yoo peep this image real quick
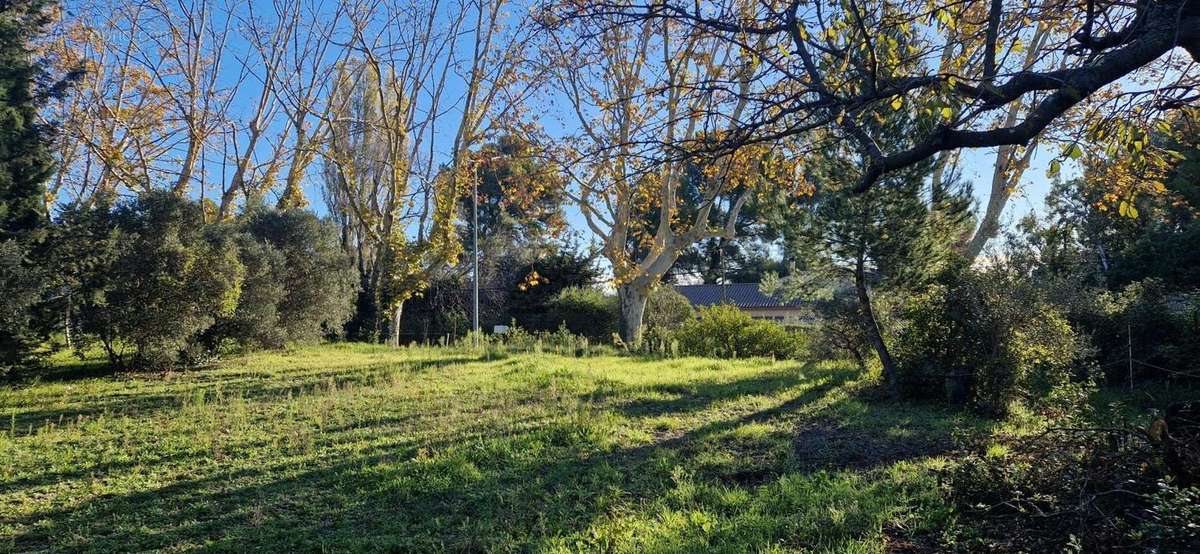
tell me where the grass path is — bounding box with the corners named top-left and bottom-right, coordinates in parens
top-left (1, 345), bottom-right (990, 553)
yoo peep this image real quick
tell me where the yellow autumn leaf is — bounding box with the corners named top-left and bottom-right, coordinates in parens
top-left (890, 96), bottom-right (903, 111)
top-left (941, 107), bottom-right (953, 120)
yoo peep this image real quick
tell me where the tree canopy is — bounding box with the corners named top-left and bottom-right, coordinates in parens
top-left (554, 0), bottom-right (1199, 197)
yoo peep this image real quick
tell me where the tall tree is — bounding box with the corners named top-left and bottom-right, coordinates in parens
top-left (45, 0), bottom-right (350, 213)
top-left (321, 0), bottom-right (542, 346)
top-left (663, 175), bottom-right (784, 285)
top-left (458, 134), bottom-right (566, 246)
top-left (762, 96), bottom-right (972, 395)
top-left (773, 162), bottom-right (971, 395)
top-left (1, 0), bottom-right (74, 375)
top-left (0, 0), bottom-right (58, 238)
top-left (540, 9), bottom-right (808, 344)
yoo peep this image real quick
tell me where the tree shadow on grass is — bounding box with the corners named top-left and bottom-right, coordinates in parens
top-left (6, 359), bottom-right (965, 553)
top-left (1, 356), bottom-right (478, 437)
top-left (600, 362), bottom-right (857, 419)
top-left (791, 420), bottom-right (958, 471)
top-left (5, 370), bottom-right (861, 552)
top-left (6, 356), bottom-right (114, 385)
top-left (789, 385), bottom-right (1000, 472)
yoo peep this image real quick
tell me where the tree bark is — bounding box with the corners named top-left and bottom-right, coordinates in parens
top-left (961, 185), bottom-right (1010, 260)
top-left (854, 257), bottom-right (900, 397)
top-left (388, 300), bottom-right (404, 348)
top-left (172, 137), bottom-right (201, 195)
top-left (617, 282), bottom-right (649, 347)
top-left (218, 126), bottom-right (264, 220)
top-left (847, 344), bottom-right (865, 370)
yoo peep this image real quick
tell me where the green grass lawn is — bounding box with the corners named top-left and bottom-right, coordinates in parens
top-left (1, 345), bottom-right (996, 553)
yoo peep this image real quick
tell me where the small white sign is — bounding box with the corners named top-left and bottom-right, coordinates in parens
top-left (493, 325), bottom-right (509, 334)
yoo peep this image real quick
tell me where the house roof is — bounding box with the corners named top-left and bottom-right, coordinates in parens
top-left (673, 283), bottom-right (807, 309)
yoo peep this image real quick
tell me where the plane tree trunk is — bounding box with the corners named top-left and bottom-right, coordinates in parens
top-left (388, 300), bottom-right (404, 348)
top-left (617, 282), bottom-right (649, 347)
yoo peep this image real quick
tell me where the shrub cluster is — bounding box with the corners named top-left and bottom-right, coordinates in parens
top-left (673, 304), bottom-right (805, 359)
top-left (48, 192), bottom-right (356, 370)
top-left (1061, 279), bottom-right (1200, 385)
top-left (0, 239), bottom-right (47, 376)
top-left (894, 265), bottom-right (1091, 417)
top-left (945, 416), bottom-right (1200, 551)
top-left (522, 286), bottom-right (806, 360)
top-left (641, 286), bottom-right (695, 354)
top-left (544, 286), bottom-right (619, 341)
top-left (807, 288), bottom-right (870, 368)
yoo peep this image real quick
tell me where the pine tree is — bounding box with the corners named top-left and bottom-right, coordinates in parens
top-left (0, 0), bottom-right (57, 240)
top-left (0, 0), bottom-right (63, 376)
top-left (765, 118), bottom-right (973, 397)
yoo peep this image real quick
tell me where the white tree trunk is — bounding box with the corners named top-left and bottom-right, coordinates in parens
top-left (388, 301), bottom-right (404, 348)
top-left (617, 283), bottom-right (649, 347)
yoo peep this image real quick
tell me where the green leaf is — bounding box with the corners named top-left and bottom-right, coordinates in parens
top-left (936, 9), bottom-right (955, 28)
top-left (1047, 160), bottom-right (1061, 178)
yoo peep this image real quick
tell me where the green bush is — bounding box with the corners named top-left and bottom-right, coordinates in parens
top-left (809, 288), bottom-right (870, 367)
top-left (1133, 482), bottom-right (1200, 550)
top-left (198, 232), bottom-right (288, 352)
top-left (504, 249), bottom-right (602, 331)
top-left (641, 286), bottom-right (694, 353)
top-left (894, 266), bottom-right (1089, 417)
top-left (244, 209), bottom-right (357, 342)
top-left (43, 195), bottom-right (357, 370)
top-left (545, 286), bottom-right (618, 341)
top-left (68, 192), bottom-right (245, 369)
top-left (1068, 279), bottom-right (1200, 386)
top-left (945, 426), bottom-right (1200, 552)
top-left (673, 304), bottom-right (804, 359)
top-left (0, 239), bottom-right (46, 377)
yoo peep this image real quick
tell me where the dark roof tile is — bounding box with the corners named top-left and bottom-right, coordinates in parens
top-left (673, 283), bottom-right (807, 309)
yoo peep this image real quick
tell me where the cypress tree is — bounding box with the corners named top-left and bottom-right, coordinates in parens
top-left (0, 0), bottom-right (63, 376)
top-left (0, 0), bottom-right (56, 240)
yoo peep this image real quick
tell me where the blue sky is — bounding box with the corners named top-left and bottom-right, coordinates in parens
top-left (61, 0), bottom-right (1078, 269)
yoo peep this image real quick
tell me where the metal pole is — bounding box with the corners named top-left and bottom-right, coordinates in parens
top-left (473, 162), bottom-right (481, 343)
